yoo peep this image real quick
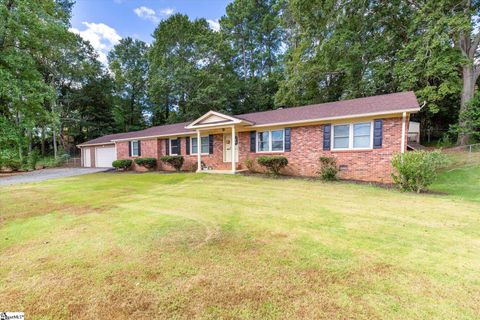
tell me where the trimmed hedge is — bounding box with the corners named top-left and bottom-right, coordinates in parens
top-left (257, 155), bottom-right (288, 176)
top-left (317, 156), bottom-right (338, 181)
top-left (160, 155), bottom-right (184, 171)
top-left (391, 150), bottom-right (448, 193)
top-left (134, 157), bottom-right (157, 169)
top-left (112, 159), bottom-right (132, 170)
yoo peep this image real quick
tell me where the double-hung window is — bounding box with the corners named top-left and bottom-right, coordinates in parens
top-left (191, 136), bottom-right (209, 154)
top-left (332, 122), bottom-right (372, 150)
top-left (169, 138), bottom-right (179, 155)
top-left (257, 129), bottom-right (284, 152)
top-left (131, 140), bottom-right (139, 156)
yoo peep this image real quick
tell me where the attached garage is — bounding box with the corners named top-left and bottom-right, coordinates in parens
top-left (79, 144), bottom-right (116, 168)
top-left (95, 146), bottom-right (116, 167)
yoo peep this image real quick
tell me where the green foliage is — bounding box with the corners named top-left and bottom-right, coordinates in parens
top-left (391, 150), bottom-right (448, 193)
top-left (317, 156), bottom-right (338, 181)
top-left (134, 157), bottom-right (157, 169)
top-left (149, 14), bottom-right (240, 124)
top-left (244, 157), bottom-right (255, 172)
top-left (160, 155), bottom-right (185, 171)
top-left (257, 155), bottom-right (288, 176)
top-left (112, 159), bottom-right (133, 170)
top-left (108, 37), bottom-right (149, 132)
top-left (450, 92), bottom-right (480, 143)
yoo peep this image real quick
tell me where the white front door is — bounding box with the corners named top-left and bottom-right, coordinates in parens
top-left (223, 134), bottom-right (239, 162)
top-left (95, 146), bottom-right (116, 167)
top-left (84, 148), bottom-right (91, 167)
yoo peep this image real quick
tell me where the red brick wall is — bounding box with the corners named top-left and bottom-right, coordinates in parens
top-left (115, 116), bottom-right (407, 182)
top-left (158, 136), bottom-right (229, 171)
top-left (116, 139), bottom-right (160, 171)
top-left (238, 117), bottom-right (406, 183)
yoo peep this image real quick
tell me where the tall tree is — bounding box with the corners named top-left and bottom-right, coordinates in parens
top-left (398, 0), bottom-right (480, 145)
top-left (108, 37), bottom-right (149, 132)
top-left (220, 0), bottom-right (286, 113)
top-left (149, 14), bottom-right (238, 123)
top-left (277, 0), bottom-right (416, 106)
top-left (0, 0), bottom-right (75, 162)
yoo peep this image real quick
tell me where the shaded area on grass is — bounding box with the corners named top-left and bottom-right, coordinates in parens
top-left (1, 173), bottom-right (480, 319)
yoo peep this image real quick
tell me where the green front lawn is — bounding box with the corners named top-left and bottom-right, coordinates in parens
top-left (1, 171), bottom-right (479, 319)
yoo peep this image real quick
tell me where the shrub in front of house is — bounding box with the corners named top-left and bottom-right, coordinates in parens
top-left (112, 159), bottom-right (132, 171)
top-left (134, 157), bottom-right (157, 169)
top-left (391, 150), bottom-right (448, 193)
top-left (317, 156), bottom-right (338, 181)
top-left (257, 155), bottom-right (288, 176)
top-left (160, 155), bottom-right (184, 172)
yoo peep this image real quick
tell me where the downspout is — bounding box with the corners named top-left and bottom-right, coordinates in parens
top-left (401, 112), bottom-right (407, 153)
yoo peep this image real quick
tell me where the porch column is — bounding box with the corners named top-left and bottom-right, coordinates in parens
top-left (231, 125), bottom-right (236, 173)
top-left (196, 130), bottom-right (202, 172)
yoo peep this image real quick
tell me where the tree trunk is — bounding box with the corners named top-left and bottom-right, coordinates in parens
top-left (41, 127), bottom-right (45, 155)
top-left (53, 128), bottom-right (57, 159)
top-left (457, 65), bottom-right (477, 145)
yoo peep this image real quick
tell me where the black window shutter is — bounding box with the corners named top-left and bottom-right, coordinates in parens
top-left (165, 139), bottom-right (169, 155)
top-left (177, 138), bottom-right (182, 155)
top-left (209, 135), bottom-right (214, 154)
top-left (138, 141), bottom-right (141, 156)
top-left (323, 124), bottom-right (331, 150)
top-left (284, 128), bottom-right (291, 152)
top-left (250, 131), bottom-right (256, 152)
top-left (373, 119), bottom-right (383, 149)
top-left (128, 141), bottom-right (132, 156)
top-left (186, 137), bottom-right (190, 155)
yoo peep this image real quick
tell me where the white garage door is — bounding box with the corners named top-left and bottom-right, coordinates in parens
top-left (95, 146), bottom-right (116, 168)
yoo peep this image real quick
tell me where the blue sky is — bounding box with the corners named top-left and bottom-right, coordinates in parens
top-left (71, 0), bottom-right (231, 64)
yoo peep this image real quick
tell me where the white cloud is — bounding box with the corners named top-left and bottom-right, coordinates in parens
top-left (133, 6), bottom-right (175, 24)
top-left (69, 22), bottom-right (121, 65)
top-left (134, 6), bottom-right (159, 23)
top-left (207, 19), bottom-right (220, 32)
top-left (159, 7), bottom-right (175, 16)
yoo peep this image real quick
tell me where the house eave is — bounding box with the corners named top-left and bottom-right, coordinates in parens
top-left (247, 108), bottom-right (420, 129)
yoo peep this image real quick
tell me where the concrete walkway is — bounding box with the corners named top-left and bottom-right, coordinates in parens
top-left (0, 168), bottom-right (109, 187)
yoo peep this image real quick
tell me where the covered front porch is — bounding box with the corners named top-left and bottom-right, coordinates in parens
top-left (186, 111), bottom-right (253, 174)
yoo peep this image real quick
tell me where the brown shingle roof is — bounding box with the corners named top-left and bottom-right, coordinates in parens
top-left (79, 91), bottom-right (418, 146)
top-left (236, 91), bottom-right (419, 125)
top-left (77, 122), bottom-right (192, 146)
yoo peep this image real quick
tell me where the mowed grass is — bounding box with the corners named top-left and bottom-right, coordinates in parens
top-left (1, 171), bottom-right (480, 319)
top-left (431, 152), bottom-right (480, 202)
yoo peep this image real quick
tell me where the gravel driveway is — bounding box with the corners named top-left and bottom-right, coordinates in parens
top-left (0, 168), bottom-right (109, 187)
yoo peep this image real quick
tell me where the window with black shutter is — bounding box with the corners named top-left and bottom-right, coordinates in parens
top-left (249, 131), bottom-right (256, 152)
top-left (373, 119), bottom-right (383, 149)
top-left (284, 128), bottom-right (291, 152)
top-left (208, 135), bottom-right (214, 154)
top-left (323, 124), bottom-right (331, 150)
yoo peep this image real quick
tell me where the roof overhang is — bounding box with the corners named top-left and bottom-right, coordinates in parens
top-left (185, 110), bottom-right (253, 130)
top-left (111, 131), bottom-right (194, 142)
top-left (77, 142), bottom-right (115, 148)
top-left (248, 108), bottom-right (420, 128)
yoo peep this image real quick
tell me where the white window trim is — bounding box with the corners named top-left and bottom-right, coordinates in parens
top-left (169, 138), bottom-right (179, 155)
top-left (130, 140), bottom-right (140, 157)
top-left (331, 121), bottom-right (374, 151)
top-left (256, 129), bottom-right (285, 153)
top-left (190, 136), bottom-right (210, 155)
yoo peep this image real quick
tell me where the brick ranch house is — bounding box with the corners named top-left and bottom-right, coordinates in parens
top-left (77, 91), bottom-right (420, 183)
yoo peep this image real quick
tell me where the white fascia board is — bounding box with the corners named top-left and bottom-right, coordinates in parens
top-left (247, 108), bottom-right (420, 129)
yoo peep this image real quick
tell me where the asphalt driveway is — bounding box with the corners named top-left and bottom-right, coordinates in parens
top-left (0, 168), bottom-right (109, 187)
